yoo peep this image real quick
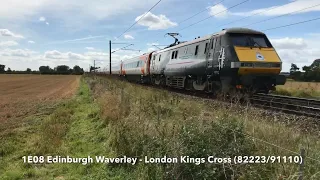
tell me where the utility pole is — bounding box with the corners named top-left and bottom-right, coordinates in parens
top-left (108, 41), bottom-right (138, 75)
top-left (109, 40), bottom-right (111, 75)
top-left (93, 60), bottom-right (96, 73)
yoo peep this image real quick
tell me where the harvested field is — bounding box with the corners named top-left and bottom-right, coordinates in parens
top-left (0, 75), bottom-right (80, 123)
top-left (275, 81), bottom-right (320, 99)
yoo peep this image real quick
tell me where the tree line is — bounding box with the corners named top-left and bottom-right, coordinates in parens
top-left (290, 59), bottom-right (320, 82)
top-left (0, 64), bottom-right (84, 75)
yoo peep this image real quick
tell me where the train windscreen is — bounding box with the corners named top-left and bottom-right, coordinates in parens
top-left (230, 33), bottom-right (273, 48)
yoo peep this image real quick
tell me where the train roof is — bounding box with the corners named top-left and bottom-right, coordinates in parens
top-left (121, 52), bottom-right (154, 63)
top-left (221, 28), bottom-right (265, 35)
top-left (154, 28), bottom-right (265, 54)
top-left (155, 35), bottom-right (211, 54)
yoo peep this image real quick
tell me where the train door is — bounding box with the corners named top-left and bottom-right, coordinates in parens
top-left (151, 54), bottom-right (156, 72)
top-left (206, 36), bottom-right (217, 74)
top-left (213, 37), bottom-right (222, 71)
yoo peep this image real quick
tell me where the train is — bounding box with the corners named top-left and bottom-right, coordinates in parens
top-left (112, 28), bottom-right (286, 94)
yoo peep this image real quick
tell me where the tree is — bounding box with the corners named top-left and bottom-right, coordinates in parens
top-left (73, 65), bottom-right (84, 75)
top-left (56, 65), bottom-right (70, 74)
top-left (302, 59), bottom-right (320, 82)
top-left (290, 63), bottom-right (299, 73)
top-left (26, 68), bottom-right (31, 73)
top-left (90, 66), bottom-right (100, 72)
top-left (0, 64), bottom-right (5, 73)
top-left (39, 66), bottom-right (51, 74)
top-left (7, 67), bottom-right (12, 73)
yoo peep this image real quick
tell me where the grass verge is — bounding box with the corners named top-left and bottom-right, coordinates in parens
top-left (1, 76), bottom-right (319, 179)
top-left (87, 76), bottom-right (320, 180)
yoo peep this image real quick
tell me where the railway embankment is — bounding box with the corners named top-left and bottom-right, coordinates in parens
top-left (1, 75), bottom-right (319, 179)
top-left (85, 75), bottom-right (320, 179)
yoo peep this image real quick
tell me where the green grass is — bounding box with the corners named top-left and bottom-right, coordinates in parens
top-left (87, 76), bottom-right (320, 180)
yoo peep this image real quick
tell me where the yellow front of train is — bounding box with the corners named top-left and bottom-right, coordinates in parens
top-left (229, 31), bottom-right (286, 92)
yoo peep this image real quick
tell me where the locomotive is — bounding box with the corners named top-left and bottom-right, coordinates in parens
top-left (117, 28), bottom-right (286, 93)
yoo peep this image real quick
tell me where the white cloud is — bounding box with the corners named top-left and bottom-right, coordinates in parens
top-left (44, 50), bottom-right (89, 61)
top-left (84, 52), bottom-right (108, 56)
top-left (0, 48), bottom-right (36, 57)
top-left (0, 41), bottom-right (19, 47)
top-left (0, 46), bottom-right (141, 71)
top-left (209, 4), bottom-right (228, 18)
top-left (85, 47), bottom-right (95, 50)
top-left (0, 0), bottom-right (162, 25)
top-left (0, 29), bottom-right (24, 38)
top-left (46, 35), bottom-right (106, 45)
top-left (67, 52), bottom-right (88, 60)
top-left (124, 34), bottom-right (134, 40)
top-left (46, 22), bottom-right (49, 25)
top-left (271, 37), bottom-right (307, 50)
top-left (39, 16), bottom-right (46, 21)
top-left (135, 12), bottom-right (177, 30)
top-left (28, 41), bottom-right (35, 44)
top-left (269, 37), bottom-right (320, 71)
top-left (148, 47), bottom-right (156, 52)
top-left (233, 0), bottom-right (320, 16)
top-left (44, 50), bottom-right (64, 59)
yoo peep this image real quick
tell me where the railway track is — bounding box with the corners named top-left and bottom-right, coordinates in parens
top-left (250, 93), bottom-right (320, 118)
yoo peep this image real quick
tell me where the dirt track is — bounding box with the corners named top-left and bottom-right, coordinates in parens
top-left (0, 75), bottom-right (80, 122)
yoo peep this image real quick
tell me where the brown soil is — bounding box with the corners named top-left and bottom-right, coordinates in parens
top-left (0, 75), bottom-right (80, 123)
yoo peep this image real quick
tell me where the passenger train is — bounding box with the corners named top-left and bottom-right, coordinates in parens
top-left (115, 28), bottom-right (286, 93)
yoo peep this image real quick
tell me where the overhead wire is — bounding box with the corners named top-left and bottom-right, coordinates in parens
top-left (152, 0), bottom-right (225, 43)
top-left (262, 16), bottom-right (320, 31)
top-left (177, 0), bottom-right (250, 32)
top-left (214, 0), bottom-right (298, 29)
top-left (178, 0), bottom-right (225, 24)
top-left (243, 3), bottom-right (320, 28)
top-left (116, 0), bottom-right (163, 40)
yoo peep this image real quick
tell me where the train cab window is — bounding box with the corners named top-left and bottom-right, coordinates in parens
top-left (230, 33), bottom-right (272, 48)
top-left (195, 45), bottom-right (199, 56)
top-left (204, 43), bottom-right (208, 53)
top-left (175, 50), bottom-right (178, 59)
top-left (171, 51), bottom-right (175, 59)
top-left (159, 55), bottom-right (161, 61)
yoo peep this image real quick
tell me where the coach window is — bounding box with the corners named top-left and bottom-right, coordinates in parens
top-left (171, 51), bottom-right (175, 59)
top-left (175, 50), bottom-right (178, 59)
top-left (159, 55), bottom-right (161, 61)
top-left (195, 45), bottom-right (199, 56)
top-left (211, 38), bottom-right (217, 49)
top-left (204, 43), bottom-right (208, 53)
top-left (137, 61), bottom-right (140, 67)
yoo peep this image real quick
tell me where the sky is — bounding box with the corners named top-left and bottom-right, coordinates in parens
top-left (0, 0), bottom-right (320, 72)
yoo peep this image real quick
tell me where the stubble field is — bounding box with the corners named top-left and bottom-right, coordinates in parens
top-left (0, 75), bottom-right (80, 123)
top-left (275, 80), bottom-right (320, 99)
